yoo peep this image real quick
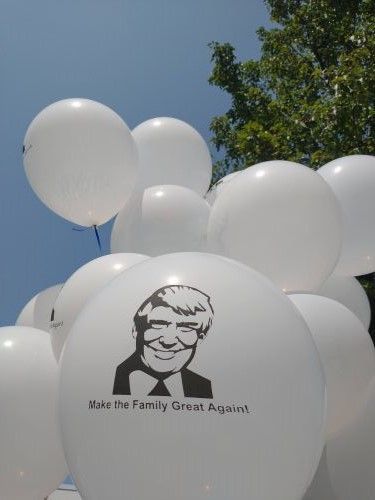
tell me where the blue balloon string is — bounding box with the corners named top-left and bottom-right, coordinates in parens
top-left (72, 225), bottom-right (102, 254)
top-left (93, 225), bottom-right (102, 253)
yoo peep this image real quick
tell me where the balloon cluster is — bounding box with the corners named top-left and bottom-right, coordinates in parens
top-left (1, 98), bottom-right (375, 500)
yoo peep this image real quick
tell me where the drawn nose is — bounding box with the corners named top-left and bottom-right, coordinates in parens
top-left (159, 324), bottom-right (179, 345)
top-left (159, 339), bottom-right (178, 349)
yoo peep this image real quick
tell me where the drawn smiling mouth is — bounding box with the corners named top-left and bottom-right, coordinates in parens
top-left (147, 345), bottom-right (185, 360)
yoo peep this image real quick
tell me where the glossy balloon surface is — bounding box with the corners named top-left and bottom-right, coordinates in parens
top-left (51, 253), bottom-right (148, 359)
top-left (133, 117), bottom-right (212, 196)
top-left (23, 98), bottom-right (138, 226)
top-left (208, 161), bottom-right (342, 292)
top-left (16, 283), bottom-right (63, 332)
top-left (318, 155), bottom-right (375, 276)
top-left (0, 327), bottom-right (67, 500)
top-left (305, 379), bottom-right (375, 500)
top-left (111, 185), bottom-right (210, 256)
top-left (205, 171), bottom-right (238, 205)
top-left (290, 294), bottom-right (375, 438)
top-left (316, 275), bottom-right (370, 330)
top-left (60, 253), bottom-right (326, 500)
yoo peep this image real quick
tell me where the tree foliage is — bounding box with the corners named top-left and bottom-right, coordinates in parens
top-left (209, 0), bottom-right (375, 180)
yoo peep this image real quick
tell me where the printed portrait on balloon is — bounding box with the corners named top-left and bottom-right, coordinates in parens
top-left (113, 285), bottom-right (214, 398)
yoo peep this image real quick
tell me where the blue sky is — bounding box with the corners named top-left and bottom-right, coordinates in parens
top-left (0, 0), bottom-right (270, 325)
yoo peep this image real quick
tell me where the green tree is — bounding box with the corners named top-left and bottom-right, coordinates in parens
top-left (209, 0), bottom-right (375, 181)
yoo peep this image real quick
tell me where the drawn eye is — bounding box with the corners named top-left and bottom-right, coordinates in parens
top-left (149, 322), bottom-right (166, 330)
top-left (179, 327), bottom-right (196, 333)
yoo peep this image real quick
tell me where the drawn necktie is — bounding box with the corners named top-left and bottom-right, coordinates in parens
top-left (148, 379), bottom-right (171, 396)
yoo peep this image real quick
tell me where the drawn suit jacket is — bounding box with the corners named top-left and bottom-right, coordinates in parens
top-left (113, 352), bottom-right (213, 399)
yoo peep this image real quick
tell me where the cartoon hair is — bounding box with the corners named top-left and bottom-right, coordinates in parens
top-left (133, 285), bottom-right (214, 339)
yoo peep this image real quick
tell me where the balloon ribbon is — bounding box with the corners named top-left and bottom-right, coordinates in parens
top-left (93, 225), bottom-right (102, 253)
top-left (72, 225), bottom-right (102, 254)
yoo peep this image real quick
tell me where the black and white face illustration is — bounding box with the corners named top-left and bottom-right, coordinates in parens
top-left (113, 285), bottom-right (214, 398)
top-left (133, 286), bottom-right (214, 375)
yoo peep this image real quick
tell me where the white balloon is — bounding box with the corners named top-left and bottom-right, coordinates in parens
top-left (289, 294), bottom-right (375, 438)
top-left (111, 185), bottom-right (210, 256)
top-left (304, 448), bottom-right (337, 500)
top-left (318, 155), bottom-right (375, 276)
top-left (50, 492), bottom-right (81, 499)
top-left (305, 379), bottom-right (375, 500)
top-left (316, 275), bottom-right (371, 330)
top-left (132, 117), bottom-right (212, 196)
top-left (59, 253), bottom-right (326, 500)
top-left (205, 171), bottom-right (239, 205)
top-left (50, 253), bottom-right (149, 359)
top-left (16, 284), bottom-right (63, 332)
top-left (207, 161), bottom-right (342, 292)
top-left (0, 327), bottom-right (68, 500)
top-left (23, 98), bottom-right (138, 226)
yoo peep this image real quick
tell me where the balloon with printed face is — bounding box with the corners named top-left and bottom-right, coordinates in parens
top-left (16, 283), bottom-right (63, 332)
top-left (23, 98), bottom-right (138, 226)
top-left (132, 117), bottom-right (212, 196)
top-left (110, 185), bottom-right (210, 256)
top-left (59, 252), bottom-right (326, 500)
top-left (205, 171), bottom-right (239, 205)
top-left (318, 155), bottom-right (375, 276)
top-left (315, 274), bottom-right (371, 330)
top-left (0, 327), bottom-right (68, 500)
top-left (51, 253), bottom-right (148, 360)
top-left (289, 294), bottom-right (375, 438)
top-left (207, 161), bottom-right (342, 292)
